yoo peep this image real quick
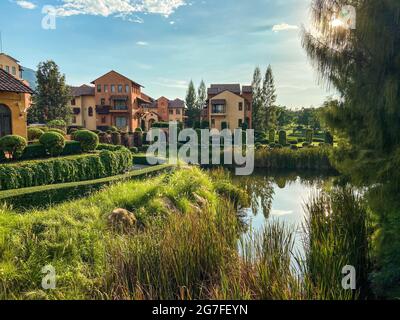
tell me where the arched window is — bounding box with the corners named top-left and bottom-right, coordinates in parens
top-left (88, 107), bottom-right (94, 117)
top-left (0, 104), bottom-right (12, 137)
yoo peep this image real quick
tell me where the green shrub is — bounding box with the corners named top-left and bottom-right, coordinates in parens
top-left (48, 128), bottom-right (66, 136)
top-left (135, 128), bottom-right (143, 133)
top-left (20, 143), bottom-right (46, 160)
top-left (47, 119), bottom-right (66, 130)
top-left (152, 122), bottom-right (169, 129)
top-left (62, 141), bottom-right (82, 156)
top-left (306, 129), bottom-right (314, 144)
top-left (279, 130), bottom-right (287, 146)
top-left (111, 132), bottom-right (121, 145)
top-left (39, 132), bottom-right (66, 157)
top-left (325, 131), bottom-right (334, 145)
top-left (130, 147), bottom-right (139, 154)
top-left (97, 144), bottom-right (125, 152)
top-left (269, 129), bottom-right (275, 143)
top-left (74, 130), bottom-right (99, 152)
top-left (0, 135), bottom-right (27, 160)
top-left (0, 148), bottom-right (133, 191)
top-left (28, 128), bottom-right (44, 141)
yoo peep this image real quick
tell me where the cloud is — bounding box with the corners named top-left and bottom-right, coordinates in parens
top-left (271, 210), bottom-right (293, 217)
top-left (136, 41), bottom-right (149, 46)
top-left (53, 0), bottom-right (186, 20)
top-left (15, 0), bottom-right (36, 9)
top-left (272, 23), bottom-right (299, 32)
top-left (152, 77), bottom-right (188, 89)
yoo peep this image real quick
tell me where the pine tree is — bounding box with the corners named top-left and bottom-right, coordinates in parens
top-left (251, 67), bottom-right (264, 131)
top-left (185, 80), bottom-right (197, 127)
top-left (262, 65), bottom-right (277, 129)
top-left (196, 80), bottom-right (207, 124)
top-left (28, 60), bottom-right (71, 124)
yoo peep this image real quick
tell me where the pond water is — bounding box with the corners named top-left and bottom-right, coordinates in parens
top-left (232, 170), bottom-right (336, 256)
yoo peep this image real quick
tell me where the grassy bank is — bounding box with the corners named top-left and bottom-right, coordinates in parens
top-left (0, 166), bottom-right (369, 300)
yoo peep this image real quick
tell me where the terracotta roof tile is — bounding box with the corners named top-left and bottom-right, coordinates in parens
top-left (0, 68), bottom-right (34, 94)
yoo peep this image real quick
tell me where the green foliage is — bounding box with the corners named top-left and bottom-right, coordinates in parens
top-left (74, 130), bottom-right (99, 152)
top-left (268, 129), bottom-right (275, 143)
top-left (324, 131), bottom-right (334, 145)
top-left (47, 119), bottom-right (67, 130)
top-left (28, 60), bottom-right (71, 124)
top-left (130, 147), bottom-right (139, 154)
top-left (278, 130), bottom-right (287, 146)
top-left (62, 141), bottom-right (82, 156)
top-left (255, 147), bottom-right (333, 170)
top-left (39, 132), bottom-right (66, 157)
top-left (306, 129), bottom-right (313, 144)
top-left (135, 128), bottom-right (143, 133)
top-left (0, 135), bottom-right (27, 160)
top-left (185, 80), bottom-right (199, 127)
top-left (27, 128), bottom-right (44, 141)
top-left (0, 148), bottom-right (133, 191)
top-left (111, 132), bottom-right (121, 145)
top-left (151, 122), bottom-right (169, 129)
top-left (48, 128), bottom-right (66, 136)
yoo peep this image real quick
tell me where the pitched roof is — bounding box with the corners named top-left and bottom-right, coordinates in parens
top-left (70, 84), bottom-right (95, 97)
top-left (242, 85), bottom-right (252, 93)
top-left (0, 53), bottom-right (20, 64)
top-left (208, 84), bottom-right (241, 95)
top-left (168, 98), bottom-right (185, 109)
top-left (90, 70), bottom-right (144, 88)
top-left (0, 68), bottom-right (34, 94)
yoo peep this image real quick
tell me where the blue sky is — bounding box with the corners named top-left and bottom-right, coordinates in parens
top-left (0, 0), bottom-right (333, 108)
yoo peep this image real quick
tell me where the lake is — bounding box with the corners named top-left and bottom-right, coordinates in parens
top-left (232, 170), bottom-right (336, 257)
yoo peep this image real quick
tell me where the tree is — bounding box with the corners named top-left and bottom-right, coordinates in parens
top-left (196, 80), bottom-right (207, 123)
top-left (185, 80), bottom-right (197, 127)
top-left (262, 65), bottom-right (277, 129)
top-left (251, 67), bottom-right (264, 131)
top-left (28, 60), bottom-right (71, 124)
top-left (303, 0), bottom-right (400, 297)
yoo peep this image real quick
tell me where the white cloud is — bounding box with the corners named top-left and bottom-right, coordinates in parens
top-left (53, 0), bottom-right (186, 20)
top-left (15, 0), bottom-right (36, 9)
top-left (271, 210), bottom-right (293, 216)
top-left (152, 77), bottom-right (188, 89)
top-left (272, 23), bottom-right (299, 32)
top-left (136, 41), bottom-right (149, 46)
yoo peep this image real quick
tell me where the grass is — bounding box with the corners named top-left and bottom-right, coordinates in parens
top-left (0, 167), bottom-right (370, 300)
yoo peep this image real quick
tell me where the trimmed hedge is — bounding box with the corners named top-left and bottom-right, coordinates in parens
top-left (0, 135), bottom-right (27, 160)
top-left (28, 128), bottom-right (44, 141)
top-left (0, 147), bottom-right (133, 191)
top-left (39, 132), bottom-right (65, 156)
top-left (74, 130), bottom-right (99, 152)
top-left (0, 164), bottom-right (174, 210)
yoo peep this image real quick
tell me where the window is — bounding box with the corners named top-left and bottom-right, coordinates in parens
top-left (101, 116), bottom-right (106, 124)
top-left (176, 109), bottom-right (181, 115)
top-left (212, 104), bottom-right (226, 114)
top-left (104, 85), bottom-right (108, 93)
top-left (88, 107), bottom-right (94, 117)
top-left (97, 84), bottom-right (101, 93)
top-left (125, 85), bottom-right (129, 93)
top-left (5, 66), bottom-right (9, 73)
top-left (19, 70), bottom-right (23, 79)
top-left (238, 119), bottom-right (243, 128)
top-left (169, 109), bottom-right (174, 115)
top-left (11, 66), bottom-right (16, 76)
top-left (101, 98), bottom-right (106, 105)
top-left (118, 85), bottom-right (123, 93)
top-left (115, 116), bottom-right (127, 128)
top-left (71, 99), bottom-right (76, 106)
top-left (211, 119), bottom-right (215, 127)
top-left (239, 102), bottom-right (243, 111)
top-left (115, 100), bottom-right (127, 110)
top-left (111, 85), bottom-right (115, 93)
top-left (72, 116), bottom-right (76, 124)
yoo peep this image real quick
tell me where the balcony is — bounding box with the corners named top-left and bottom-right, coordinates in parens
top-left (110, 106), bottom-right (129, 113)
top-left (210, 99), bottom-right (226, 115)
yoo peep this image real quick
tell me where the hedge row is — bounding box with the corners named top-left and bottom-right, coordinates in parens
top-left (0, 147), bottom-right (133, 191)
top-left (0, 164), bottom-right (174, 210)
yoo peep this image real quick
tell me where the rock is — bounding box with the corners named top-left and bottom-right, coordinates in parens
top-left (108, 208), bottom-right (138, 233)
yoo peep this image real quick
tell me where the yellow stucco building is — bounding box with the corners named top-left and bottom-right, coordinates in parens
top-left (0, 68), bottom-right (33, 139)
top-left (69, 85), bottom-right (97, 130)
top-left (0, 53), bottom-right (23, 80)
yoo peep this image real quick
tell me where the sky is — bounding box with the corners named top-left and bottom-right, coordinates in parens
top-left (0, 0), bottom-right (333, 108)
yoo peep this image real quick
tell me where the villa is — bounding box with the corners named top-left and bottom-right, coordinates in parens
top-left (70, 70), bottom-right (186, 132)
top-left (0, 53), bottom-right (24, 80)
top-left (203, 84), bottom-right (253, 131)
top-left (0, 68), bottom-right (33, 138)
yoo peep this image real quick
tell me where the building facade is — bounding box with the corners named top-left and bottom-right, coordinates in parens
top-left (69, 85), bottom-right (96, 130)
top-left (203, 84), bottom-right (252, 131)
top-left (0, 68), bottom-right (33, 138)
top-left (0, 53), bottom-right (23, 80)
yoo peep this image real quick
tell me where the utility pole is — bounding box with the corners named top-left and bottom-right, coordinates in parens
top-left (0, 31), bottom-right (3, 53)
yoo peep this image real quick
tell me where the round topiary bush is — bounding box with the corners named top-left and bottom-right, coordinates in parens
top-left (0, 135), bottom-right (27, 160)
top-left (48, 128), bottom-right (66, 136)
top-left (135, 128), bottom-right (143, 133)
top-left (39, 132), bottom-right (66, 156)
top-left (111, 132), bottom-right (121, 145)
top-left (28, 128), bottom-right (45, 141)
top-left (73, 130), bottom-right (99, 152)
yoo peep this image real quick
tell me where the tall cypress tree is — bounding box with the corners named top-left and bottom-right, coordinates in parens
top-left (28, 60), bottom-right (71, 124)
top-left (251, 67), bottom-right (264, 131)
top-left (196, 80), bottom-right (207, 124)
top-left (185, 80), bottom-right (197, 127)
top-left (262, 65), bottom-right (277, 129)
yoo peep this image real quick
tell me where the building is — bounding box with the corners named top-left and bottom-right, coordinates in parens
top-left (0, 53), bottom-right (24, 80)
top-left (0, 68), bottom-right (33, 138)
top-left (69, 85), bottom-right (96, 130)
top-left (203, 84), bottom-right (252, 131)
top-left (139, 96), bottom-right (185, 131)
